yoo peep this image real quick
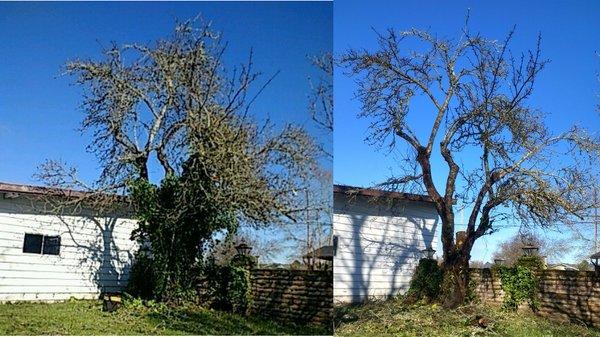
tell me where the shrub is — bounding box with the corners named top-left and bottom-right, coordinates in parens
top-left (203, 262), bottom-right (253, 314)
top-left (230, 253), bottom-right (257, 269)
top-left (126, 250), bottom-right (158, 300)
top-left (515, 255), bottom-right (545, 270)
top-left (406, 258), bottom-right (443, 302)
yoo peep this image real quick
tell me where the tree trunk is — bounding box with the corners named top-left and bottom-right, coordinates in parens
top-left (440, 253), bottom-right (470, 308)
top-left (135, 156), bottom-right (149, 180)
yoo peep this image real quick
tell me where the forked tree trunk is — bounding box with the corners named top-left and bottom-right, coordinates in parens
top-left (417, 148), bottom-right (476, 308)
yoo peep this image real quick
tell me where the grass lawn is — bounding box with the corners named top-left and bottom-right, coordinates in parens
top-left (335, 298), bottom-right (600, 337)
top-left (0, 299), bottom-right (331, 335)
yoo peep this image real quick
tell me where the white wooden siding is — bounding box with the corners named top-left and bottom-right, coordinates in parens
top-left (333, 194), bottom-right (438, 303)
top-left (0, 197), bottom-right (138, 302)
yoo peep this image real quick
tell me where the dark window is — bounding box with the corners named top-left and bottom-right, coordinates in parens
top-left (22, 233), bottom-right (61, 255)
top-left (43, 236), bottom-right (61, 255)
top-left (333, 235), bottom-right (338, 256)
top-left (23, 233), bottom-right (43, 254)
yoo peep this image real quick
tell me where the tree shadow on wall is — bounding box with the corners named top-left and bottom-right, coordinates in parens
top-left (334, 194), bottom-right (438, 304)
top-left (17, 197), bottom-right (134, 296)
top-left (59, 215), bottom-right (133, 294)
top-left (536, 270), bottom-right (600, 327)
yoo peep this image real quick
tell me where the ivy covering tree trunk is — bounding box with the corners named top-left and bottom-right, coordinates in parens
top-left (439, 256), bottom-right (471, 308)
top-left (128, 170), bottom-right (238, 301)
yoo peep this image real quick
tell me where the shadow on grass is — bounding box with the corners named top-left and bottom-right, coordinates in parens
top-left (0, 300), bottom-right (330, 336)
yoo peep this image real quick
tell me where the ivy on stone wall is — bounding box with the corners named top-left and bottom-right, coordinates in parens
top-left (203, 262), bottom-right (253, 315)
top-left (496, 255), bottom-right (543, 311)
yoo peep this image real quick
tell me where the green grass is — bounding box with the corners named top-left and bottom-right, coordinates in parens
top-left (335, 298), bottom-right (600, 337)
top-left (0, 299), bottom-right (331, 335)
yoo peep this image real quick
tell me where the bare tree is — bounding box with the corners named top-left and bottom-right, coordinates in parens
top-left (492, 232), bottom-right (570, 266)
top-left (309, 53), bottom-right (333, 158)
top-left (211, 228), bottom-right (284, 265)
top-left (283, 166), bottom-right (333, 267)
top-left (36, 17), bottom-right (323, 226)
top-left (342, 19), bottom-right (600, 307)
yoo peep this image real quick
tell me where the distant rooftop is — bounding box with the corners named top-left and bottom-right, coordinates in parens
top-left (304, 245), bottom-right (333, 261)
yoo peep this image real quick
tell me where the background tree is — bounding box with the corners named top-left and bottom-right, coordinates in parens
top-left (491, 232), bottom-right (569, 266)
top-left (210, 229), bottom-right (284, 266)
top-left (308, 53), bottom-right (333, 158)
top-left (342, 20), bottom-right (600, 307)
top-left (284, 166), bottom-right (332, 268)
top-left (577, 260), bottom-right (592, 271)
top-left (469, 260), bottom-right (487, 268)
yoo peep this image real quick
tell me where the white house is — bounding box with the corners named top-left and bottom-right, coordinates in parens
top-left (0, 182), bottom-right (138, 302)
top-left (333, 184), bottom-right (439, 303)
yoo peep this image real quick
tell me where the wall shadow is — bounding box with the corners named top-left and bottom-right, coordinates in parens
top-left (9, 196), bottom-right (134, 296)
top-left (334, 194), bottom-right (438, 303)
top-left (59, 215), bottom-right (133, 294)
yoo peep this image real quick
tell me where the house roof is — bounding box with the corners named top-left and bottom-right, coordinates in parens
top-left (303, 245), bottom-right (333, 261)
top-left (333, 184), bottom-right (434, 204)
top-left (0, 181), bottom-right (125, 201)
top-left (547, 263), bottom-right (580, 271)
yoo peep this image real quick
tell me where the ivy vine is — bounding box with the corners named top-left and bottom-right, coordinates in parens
top-left (202, 259), bottom-right (253, 315)
top-left (127, 167), bottom-right (238, 302)
top-left (406, 258), bottom-right (443, 302)
top-left (496, 255), bottom-right (543, 311)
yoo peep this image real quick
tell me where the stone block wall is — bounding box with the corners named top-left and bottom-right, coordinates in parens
top-left (470, 268), bottom-right (504, 305)
top-left (471, 268), bottom-right (600, 326)
top-left (249, 269), bottom-right (333, 326)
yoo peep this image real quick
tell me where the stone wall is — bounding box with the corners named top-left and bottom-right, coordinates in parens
top-left (249, 269), bottom-right (333, 326)
top-left (471, 268), bottom-right (600, 326)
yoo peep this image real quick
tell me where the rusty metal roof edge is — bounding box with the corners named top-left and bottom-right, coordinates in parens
top-left (0, 181), bottom-right (126, 200)
top-left (333, 184), bottom-right (434, 203)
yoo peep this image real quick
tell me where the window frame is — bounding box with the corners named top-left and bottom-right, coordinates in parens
top-left (22, 233), bottom-right (61, 256)
top-left (42, 235), bottom-right (61, 255)
top-left (22, 233), bottom-right (43, 254)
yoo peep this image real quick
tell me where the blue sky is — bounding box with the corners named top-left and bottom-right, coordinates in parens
top-left (0, 1), bottom-right (332, 185)
top-left (334, 0), bottom-right (600, 262)
top-left (0, 2), bottom-right (332, 264)
top-left (2, 0), bottom-right (599, 264)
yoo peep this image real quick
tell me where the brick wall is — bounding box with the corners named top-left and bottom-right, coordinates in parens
top-left (471, 268), bottom-right (600, 326)
top-left (249, 269), bottom-right (333, 326)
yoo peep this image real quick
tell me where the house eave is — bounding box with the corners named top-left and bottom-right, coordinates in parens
top-left (333, 184), bottom-right (434, 204)
top-left (0, 181), bottom-right (128, 202)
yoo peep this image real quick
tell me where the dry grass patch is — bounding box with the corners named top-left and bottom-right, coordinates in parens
top-left (335, 297), bottom-right (600, 337)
